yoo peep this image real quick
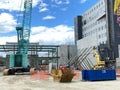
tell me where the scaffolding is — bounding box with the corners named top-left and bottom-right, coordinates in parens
top-left (0, 42), bottom-right (60, 68)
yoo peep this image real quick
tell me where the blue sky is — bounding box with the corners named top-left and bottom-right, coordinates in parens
top-left (0, 0), bottom-right (99, 45)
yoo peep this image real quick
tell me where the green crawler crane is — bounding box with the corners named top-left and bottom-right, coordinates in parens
top-left (3, 0), bottom-right (33, 75)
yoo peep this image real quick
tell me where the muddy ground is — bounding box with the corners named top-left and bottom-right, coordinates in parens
top-left (0, 72), bottom-right (120, 90)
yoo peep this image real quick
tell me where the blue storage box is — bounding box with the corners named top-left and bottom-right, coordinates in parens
top-left (82, 70), bottom-right (116, 81)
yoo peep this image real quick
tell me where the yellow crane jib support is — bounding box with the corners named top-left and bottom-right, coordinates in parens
top-left (114, 0), bottom-right (120, 15)
top-left (93, 49), bottom-right (105, 70)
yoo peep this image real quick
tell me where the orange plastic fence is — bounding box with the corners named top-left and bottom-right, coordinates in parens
top-left (116, 69), bottom-right (120, 77)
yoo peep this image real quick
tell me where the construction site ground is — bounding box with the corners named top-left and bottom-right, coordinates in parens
top-left (0, 70), bottom-right (120, 90)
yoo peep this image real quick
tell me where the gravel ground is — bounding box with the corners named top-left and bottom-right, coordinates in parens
top-left (0, 72), bottom-right (120, 90)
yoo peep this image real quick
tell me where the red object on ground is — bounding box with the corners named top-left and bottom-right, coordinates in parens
top-left (59, 66), bottom-right (67, 70)
top-left (73, 70), bottom-right (81, 79)
top-left (116, 69), bottom-right (120, 77)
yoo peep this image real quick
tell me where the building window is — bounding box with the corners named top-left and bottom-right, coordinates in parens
top-left (96, 5), bottom-right (98, 9)
top-left (99, 3), bottom-right (100, 7)
top-left (102, 26), bottom-right (103, 30)
top-left (98, 27), bottom-right (100, 31)
top-left (99, 34), bottom-right (101, 39)
top-left (101, 1), bottom-right (103, 5)
top-left (83, 20), bottom-right (86, 25)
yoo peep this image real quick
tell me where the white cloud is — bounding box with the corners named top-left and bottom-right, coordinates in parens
top-left (39, 0), bottom-right (49, 12)
top-left (80, 0), bottom-right (87, 4)
top-left (55, 0), bottom-right (62, 4)
top-left (0, 36), bottom-right (17, 45)
top-left (43, 15), bottom-right (56, 20)
top-left (0, 13), bottom-right (17, 33)
top-left (39, 7), bottom-right (48, 12)
top-left (52, 0), bottom-right (70, 5)
top-left (31, 26), bottom-right (47, 34)
top-left (0, 25), bottom-right (74, 45)
top-left (0, 0), bottom-right (40, 11)
top-left (33, 0), bottom-right (41, 7)
top-left (30, 25), bottom-right (74, 45)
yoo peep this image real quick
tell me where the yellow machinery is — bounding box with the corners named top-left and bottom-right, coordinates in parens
top-left (51, 67), bottom-right (75, 82)
top-left (93, 49), bottom-right (105, 70)
top-left (114, 0), bottom-right (120, 16)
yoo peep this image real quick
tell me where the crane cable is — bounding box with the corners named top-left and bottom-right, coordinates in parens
top-left (17, 0), bottom-right (24, 26)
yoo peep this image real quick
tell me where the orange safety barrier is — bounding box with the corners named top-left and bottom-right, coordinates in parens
top-left (116, 69), bottom-right (120, 77)
top-left (73, 70), bottom-right (81, 79)
top-left (30, 71), bottom-right (49, 80)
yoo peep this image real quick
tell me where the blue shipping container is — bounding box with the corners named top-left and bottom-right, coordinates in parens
top-left (82, 70), bottom-right (116, 81)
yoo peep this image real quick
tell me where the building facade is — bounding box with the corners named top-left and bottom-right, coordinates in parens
top-left (75, 0), bottom-right (107, 49)
top-left (75, 0), bottom-right (120, 68)
top-left (58, 45), bottom-right (77, 66)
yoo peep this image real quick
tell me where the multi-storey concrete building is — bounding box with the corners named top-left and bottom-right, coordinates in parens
top-left (74, 0), bottom-right (120, 68)
top-left (75, 0), bottom-right (106, 49)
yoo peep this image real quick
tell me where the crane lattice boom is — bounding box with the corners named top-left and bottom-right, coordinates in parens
top-left (16, 0), bottom-right (32, 54)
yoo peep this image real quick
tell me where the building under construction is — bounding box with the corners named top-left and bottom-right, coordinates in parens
top-left (0, 0), bottom-right (120, 71)
top-left (0, 42), bottom-right (77, 69)
top-left (0, 0), bottom-right (119, 85)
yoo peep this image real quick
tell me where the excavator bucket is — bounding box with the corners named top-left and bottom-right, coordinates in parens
top-left (52, 69), bottom-right (75, 82)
